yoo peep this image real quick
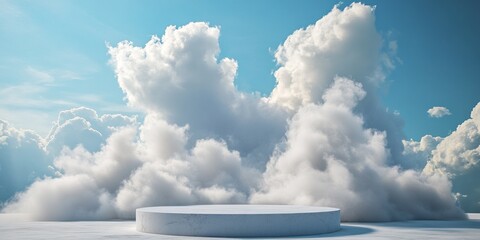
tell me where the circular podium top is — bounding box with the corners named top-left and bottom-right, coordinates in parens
top-left (138, 204), bottom-right (338, 214)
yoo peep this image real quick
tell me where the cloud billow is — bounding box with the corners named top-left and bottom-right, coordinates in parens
top-left (422, 103), bottom-right (480, 212)
top-left (0, 120), bottom-right (51, 204)
top-left (45, 107), bottom-right (137, 156)
top-left (108, 22), bottom-right (287, 169)
top-left (252, 78), bottom-right (462, 221)
top-left (2, 3), bottom-right (473, 221)
top-left (0, 107), bottom-right (137, 208)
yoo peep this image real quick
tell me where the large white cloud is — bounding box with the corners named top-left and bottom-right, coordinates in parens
top-left (270, 3), bottom-right (381, 110)
top-left (424, 103), bottom-right (480, 174)
top-left (0, 107), bottom-right (136, 207)
top-left (115, 114), bottom-right (259, 218)
top-left (252, 78), bottom-right (464, 221)
top-left (269, 3), bottom-right (405, 165)
top-left (403, 103), bottom-right (480, 212)
top-left (108, 22), bottom-right (287, 169)
top-left (1, 3), bottom-right (471, 221)
top-left (4, 126), bottom-right (141, 220)
top-left (0, 120), bottom-right (51, 203)
top-left (422, 103), bottom-right (480, 212)
top-left (4, 113), bottom-right (259, 220)
top-left (3, 174), bottom-right (116, 220)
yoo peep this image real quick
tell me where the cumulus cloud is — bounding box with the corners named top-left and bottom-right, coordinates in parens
top-left (403, 103), bottom-right (480, 212)
top-left (108, 22), bottom-right (287, 168)
top-left (270, 4), bottom-right (381, 110)
top-left (269, 2), bottom-right (405, 165)
top-left (4, 114), bottom-right (259, 220)
top-left (4, 174), bottom-right (116, 220)
top-left (1, 3), bottom-right (470, 221)
top-left (423, 103), bottom-right (480, 212)
top-left (5, 127), bottom-right (140, 220)
top-left (402, 135), bottom-right (443, 170)
top-left (252, 78), bottom-right (464, 221)
top-left (45, 107), bottom-right (137, 155)
top-left (428, 106), bottom-right (452, 118)
top-left (0, 120), bottom-right (51, 203)
top-left (0, 107), bottom-right (136, 207)
top-left (114, 115), bottom-right (259, 218)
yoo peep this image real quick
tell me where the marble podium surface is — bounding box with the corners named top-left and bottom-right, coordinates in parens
top-left (136, 204), bottom-right (340, 237)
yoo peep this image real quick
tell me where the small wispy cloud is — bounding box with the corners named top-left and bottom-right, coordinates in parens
top-left (0, 0), bottom-right (24, 22)
top-left (25, 66), bottom-right (55, 84)
top-left (428, 106), bottom-right (451, 118)
top-left (25, 66), bottom-right (84, 84)
top-left (0, 83), bottom-right (76, 110)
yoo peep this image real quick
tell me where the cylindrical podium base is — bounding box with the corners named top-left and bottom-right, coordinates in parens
top-left (136, 205), bottom-right (340, 237)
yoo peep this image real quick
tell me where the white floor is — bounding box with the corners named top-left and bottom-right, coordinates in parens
top-left (0, 213), bottom-right (479, 239)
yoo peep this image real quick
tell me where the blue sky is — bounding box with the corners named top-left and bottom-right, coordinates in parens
top-left (2, 0), bottom-right (480, 220)
top-left (1, 0), bottom-right (479, 139)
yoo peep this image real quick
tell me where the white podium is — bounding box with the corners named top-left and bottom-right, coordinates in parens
top-left (136, 205), bottom-right (340, 237)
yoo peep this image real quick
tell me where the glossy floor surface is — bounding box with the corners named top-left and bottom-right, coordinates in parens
top-left (0, 213), bottom-right (479, 239)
